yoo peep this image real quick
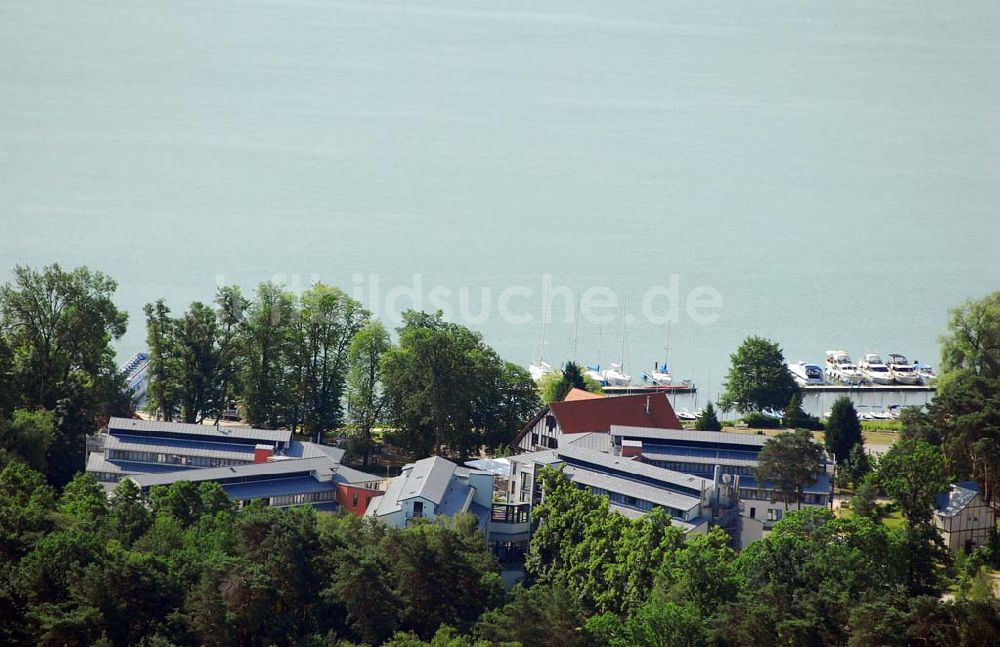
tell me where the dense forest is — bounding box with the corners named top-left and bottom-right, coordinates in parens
top-left (1, 460), bottom-right (999, 646)
top-left (1, 265), bottom-right (1000, 645)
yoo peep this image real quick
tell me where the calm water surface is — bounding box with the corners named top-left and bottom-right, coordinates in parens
top-left (2, 1), bottom-right (998, 412)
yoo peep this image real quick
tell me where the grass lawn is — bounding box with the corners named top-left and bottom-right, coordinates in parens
top-left (721, 425), bottom-right (899, 449)
top-left (836, 505), bottom-right (906, 530)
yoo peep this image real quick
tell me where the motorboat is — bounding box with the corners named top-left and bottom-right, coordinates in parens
top-left (676, 407), bottom-right (698, 421)
top-left (825, 350), bottom-right (865, 385)
top-left (601, 362), bottom-right (632, 387)
top-left (642, 361), bottom-right (672, 386)
top-left (885, 353), bottom-right (920, 385)
top-left (788, 361), bottom-right (826, 386)
top-left (859, 353), bottom-right (894, 385)
top-left (914, 361), bottom-right (937, 385)
top-left (528, 361), bottom-right (555, 382)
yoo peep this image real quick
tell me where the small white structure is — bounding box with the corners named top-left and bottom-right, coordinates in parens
top-left (934, 481), bottom-right (996, 553)
top-left (364, 456), bottom-right (494, 527)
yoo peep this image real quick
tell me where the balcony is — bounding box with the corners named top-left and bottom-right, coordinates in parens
top-left (487, 503), bottom-right (531, 538)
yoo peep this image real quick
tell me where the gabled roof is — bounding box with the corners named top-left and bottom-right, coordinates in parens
top-left (564, 388), bottom-right (604, 402)
top-left (935, 481), bottom-right (982, 517)
top-left (549, 393), bottom-right (682, 434)
top-left (401, 456), bottom-right (459, 504)
top-left (556, 443), bottom-right (706, 495)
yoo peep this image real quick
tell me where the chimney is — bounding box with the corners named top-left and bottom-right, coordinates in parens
top-left (254, 444), bottom-right (274, 464)
top-left (621, 439), bottom-right (643, 458)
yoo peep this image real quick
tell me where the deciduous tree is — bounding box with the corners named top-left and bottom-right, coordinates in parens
top-left (347, 320), bottom-right (392, 466)
top-left (720, 336), bottom-right (799, 414)
top-left (754, 429), bottom-right (823, 511)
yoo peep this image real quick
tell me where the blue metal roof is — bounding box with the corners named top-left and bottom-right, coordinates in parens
top-left (739, 473), bottom-right (831, 495)
top-left (935, 481), bottom-right (980, 517)
top-left (223, 476), bottom-right (336, 500)
top-left (107, 417), bottom-right (291, 444)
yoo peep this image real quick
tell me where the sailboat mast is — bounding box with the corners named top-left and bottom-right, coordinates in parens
top-left (537, 284), bottom-right (548, 365)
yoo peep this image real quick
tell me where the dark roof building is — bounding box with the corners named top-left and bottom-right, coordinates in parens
top-left (514, 392), bottom-right (682, 452)
top-left (87, 417), bottom-right (380, 514)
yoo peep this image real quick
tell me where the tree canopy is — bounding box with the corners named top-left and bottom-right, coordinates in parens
top-left (754, 429), bottom-right (823, 511)
top-left (719, 336), bottom-right (799, 414)
top-left (0, 264), bottom-right (130, 486)
top-left (824, 396), bottom-right (863, 462)
top-left (381, 311), bottom-right (539, 458)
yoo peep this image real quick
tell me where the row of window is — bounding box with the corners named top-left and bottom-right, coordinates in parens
top-left (107, 449), bottom-right (251, 469)
top-left (268, 489), bottom-right (335, 507)
top-left (529, 433), bottom-right (558, 449)
top-left (587, 485), bottom-right (686, 518)
top-left (740, 489), bottom-right (827, 506)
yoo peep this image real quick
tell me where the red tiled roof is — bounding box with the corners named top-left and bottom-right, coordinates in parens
top-left (563, 388), bottom-right (604, 402)
top-left (549, 393), bottom-right (682, 434)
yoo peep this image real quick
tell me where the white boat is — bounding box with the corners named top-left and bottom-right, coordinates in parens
top-left (914, 361), bottom-right (937, 385)
top-left (859, 353), bottom-right (894, 385)
top-left (642, 361), bottom-right (672, 386)
top-left (885, 353), bottom-right (920, 385)
top-left (676, 407), bottom-right (698, 421)
top-left (825, 350), bottom-right (865, 385)
top-left (600, 301), bottom-right (632, 387)
top-left (788, 361), bottom-right (826, 386)
top-left (585, 364), bottom-right (607, 386)
top-left (601, 363), bottom-right (632, 387)
top-left (529, 361), bottom-right (555, 382)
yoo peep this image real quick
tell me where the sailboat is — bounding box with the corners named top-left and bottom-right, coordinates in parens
top-left (642, 324), bottom-right (672, 385)
top-left (600, 301), bottom-right (632, 386)
top-left (528, 286), bottom-right (556, 381)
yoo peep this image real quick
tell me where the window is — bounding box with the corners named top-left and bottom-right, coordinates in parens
top-left (750, 507), bottom-right (756, 519)
top-left (413, 501), bottom-right (424, 518)
top-left (352, 493), bottom-right (359, 507)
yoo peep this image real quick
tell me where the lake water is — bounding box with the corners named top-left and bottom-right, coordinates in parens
top-left (2, 1), bottom-right (998, 415)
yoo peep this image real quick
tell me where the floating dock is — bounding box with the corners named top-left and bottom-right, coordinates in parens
top-left (604, 383), bottom-right (697, 395)
top-left (801, 384), bottom-right (935, 393)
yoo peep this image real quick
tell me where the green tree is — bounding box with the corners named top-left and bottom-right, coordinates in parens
top-left (347, 320), bottom-right (392, 466)
top-left (474, 583), bottom-right (589, 647)
top-left (0, 408), bottom-right (55, 472)
top-left (878, 438), bottom-right (951, 595)
top-left (754, 429), bottom-right (823, 511)
top-left (694, 401), bottom-right (722, 431)
top-left (382, 311), bottom-right (535, 457)
top-left (924, 372), bottom-right (1000, 507)
top-left (297, 284), bottom-right (368, 440)
top-left (851, 472), bottom-right (885, 522)
top-left (143, 299), bottom-right (180, 420)
top-left (825, 396), bottom-right (863, 462)
top-left (211, 285), bottom-right (248, 424)
top-left (719, 336), bottom-right (799, 414)
top-left (781, 392), bottom-right (822, 430)
top-left (939, 290), bottom-right (1000, 382)
top-left (173, 301), bottom-right (224, 423)
top-left (879, 438), bottom-right (949, 525)
top-left (240, 283), bottom-right (296, 429)
top-left (0, 264), bottom-right (128, 485)
top-left (525, 467), bottom-right (685, 616)
top-left (386, 514), bottom-right (503, 639)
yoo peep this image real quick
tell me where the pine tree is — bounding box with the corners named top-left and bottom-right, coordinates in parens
top-left (695, 402), bottom-right (722, 431)
top-left (825, 396), bottom-right (863, 462)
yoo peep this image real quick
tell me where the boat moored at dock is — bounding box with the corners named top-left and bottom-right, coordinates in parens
top-left (859, 353), bottom-right (894, 385)
top-left (886, 353), bottom-right (920, 385)
top-left (788, 361), bottom-right (826, 386)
